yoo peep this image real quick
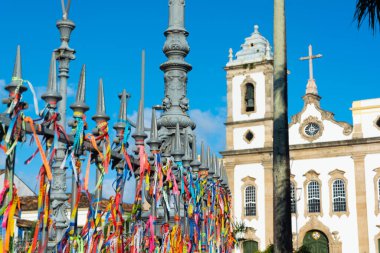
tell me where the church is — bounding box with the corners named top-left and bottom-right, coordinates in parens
top-left (221, 25), bottom-right (380, 253)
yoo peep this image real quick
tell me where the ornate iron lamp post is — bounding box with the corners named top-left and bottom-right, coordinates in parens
top-left (49, 2), bottom-right (76, 247)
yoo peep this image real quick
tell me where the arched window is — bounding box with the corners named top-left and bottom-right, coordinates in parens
top-left (332, 179), bottom-right (346, 212)
top-left (291, 182), bottom-right (296, 213)
top-left (245, 83), bottom-right (255, 112)
top-left (245, 186), bottom-right (256, 216)
top-left (308, 181), bottom-right (320, 213)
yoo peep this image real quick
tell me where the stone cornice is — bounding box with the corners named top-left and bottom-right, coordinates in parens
top-left (224, 60), bottom-right (273, 71)
top-left (221, 136), bottom-right (380, 157)
top-left (225, 117), bottom-right (273, 126)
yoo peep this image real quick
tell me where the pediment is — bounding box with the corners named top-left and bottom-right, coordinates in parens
top-left (288, 94), bottom-right (353, 144)
top-left (303, 169), bottom-right (320, 178)
top-left (328, 169), bottom-right (346, 176)
top-left (241, 176), bottom-right (256, 183)
top-left (289, 94), bottom-right (352, 135)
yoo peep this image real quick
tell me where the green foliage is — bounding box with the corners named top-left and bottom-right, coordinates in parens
top-left (231, 220), bottom-right (247, 247)
top-left (232, 220), bottom-right (247, 234)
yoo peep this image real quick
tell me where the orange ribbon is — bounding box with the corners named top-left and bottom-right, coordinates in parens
top-left (24, 117), bottom-right (53, 181)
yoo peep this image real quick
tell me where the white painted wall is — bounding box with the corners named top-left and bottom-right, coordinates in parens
top-left (234, 163), bottom-right (266, 250)
top-left (365, 154), bottom-right (380, 253)
top-left (289, 104), bottom-right (352, 145)
top-left (15, 209), bottom-right (89, 239)
top-left (233, 125), bottom-right (265, 150)
top-left (352, 98), bottom-right (380, 138)
top-left (234, 157), bottom-right (360, 251)
top-left (232, 72), bottom-right (266, 122)
top-left (289, 156), bottom-right (359, 253)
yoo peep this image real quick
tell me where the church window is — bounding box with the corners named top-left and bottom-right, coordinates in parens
top-left (241, 176), bottom-right (258, 220)
top-left (307, 181), bottom-right (320, 213)
top-left (375, 116), bottom-right (380, 130)
top-left (245, 83), bottom-right (255, 112)
top-left (299, 116), bottom-right (324, 142)
top-left (243, 129), bottom-right (254, 143)
top-left (332, 179), bottom-right (346, 212)
top-left (291, 183), bottom-right (296, 213)
top-left (245, 186), bottom-right (256, 216)
top-left (304, 122), bottom-right (320, 137)
top-left (328, 169), bottom-right (349, 217)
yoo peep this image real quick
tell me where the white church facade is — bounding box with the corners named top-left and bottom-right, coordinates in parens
top-left (221, 26), bottom-right (380, 253)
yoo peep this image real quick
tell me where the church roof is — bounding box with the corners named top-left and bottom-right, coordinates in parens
top-left (227, 25), bottom-right (273, 66)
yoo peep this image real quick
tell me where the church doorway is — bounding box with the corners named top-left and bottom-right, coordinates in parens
top-left (302, 230), bottom-right (329, 253)
top-left (242, 240), bottom-right (258, 252)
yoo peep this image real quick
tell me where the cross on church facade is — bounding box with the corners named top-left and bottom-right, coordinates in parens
top-left (300, 44), bottom-right (322, 95)
top-left (300, 44), bottom-right (322, 81)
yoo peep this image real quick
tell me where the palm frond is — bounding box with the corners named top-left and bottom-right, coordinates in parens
top-left (354, 0), bottom-right (380, 32)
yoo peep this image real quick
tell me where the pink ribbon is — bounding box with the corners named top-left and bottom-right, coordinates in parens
top-left (0, 180), bottom-right (10, 202)
top-left (146, 215), bottom-right (156, 253)
top-left (166, 167), bottom-right (179, 195)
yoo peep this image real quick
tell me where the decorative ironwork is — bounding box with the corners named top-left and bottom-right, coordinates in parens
top-left (0, 0), bottom-right (233, 252)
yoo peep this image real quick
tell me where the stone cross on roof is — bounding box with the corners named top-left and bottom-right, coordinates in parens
top-left (300, 44), bottom-right (322, 95)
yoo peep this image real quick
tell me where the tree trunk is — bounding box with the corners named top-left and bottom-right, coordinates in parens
top-left (273, 0), bottom-right (292, 252)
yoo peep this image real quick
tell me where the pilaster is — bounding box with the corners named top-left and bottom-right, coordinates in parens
top-left (352, 123), bottom-right (363, 139)
top-left (262, 158), bottom-right (273, 246)
top-left (352, 153), bottom-right (369, 252)
top-left (226, 73), bottom-right (233, 123)
top-left (225, 162), bottom-right (235, 217)
top-left (263, 67), bottom-right (273, 119)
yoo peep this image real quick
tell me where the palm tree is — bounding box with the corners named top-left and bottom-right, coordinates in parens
top-left (273, 0), bottom-right (292, 252)
top-left (354, 0), bottom-right (380, 31)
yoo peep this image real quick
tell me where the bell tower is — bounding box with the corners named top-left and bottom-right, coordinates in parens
top-left (225, 25), bottom-right (274, 151)
top-left (221, 25), bottom-right (275, 248)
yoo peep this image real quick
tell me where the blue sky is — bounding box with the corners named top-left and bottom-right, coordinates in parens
top-left (1, 0), bottom-right (379, 202)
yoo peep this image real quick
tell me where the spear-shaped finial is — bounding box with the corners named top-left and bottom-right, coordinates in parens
top-left (13, 45), bottom-right (22, 81)
top-left (219, 163), bottom-right (225, 184)
top-left (42, 52), bottom-right (62, 107)
top-left (6, 45), bottom-right (27, 94)
top-left (132, 50), bottom-right (148, 146)
top-left (225, 169), bottom-right (230, 192)
top-left (70, 64), bottom-right (89, 115)
top-left (113, 89), bottom-right (130, 131)
top-left (92, 78), bottom-right (110, 122)
top-left (147, 108), bottom-right (161, 152)
top-left (61, 0), bottom-right (72, 20)
top-left (190, 135), bottom-right (201, 172)
top-left (172, 123), bottom-right (184, 163)
top-left (221, 164), bottom-right (227, 187)
top-left (213, 156), bottom-right (220, 179)
top-left (206, 146), bottom-right (211, 172)
top-left (182, 130), bottom-right (192, 168)
top-left (208, 153), bottom-right (215, 177)
top-left (199, 141), bottom-right (207, 171)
